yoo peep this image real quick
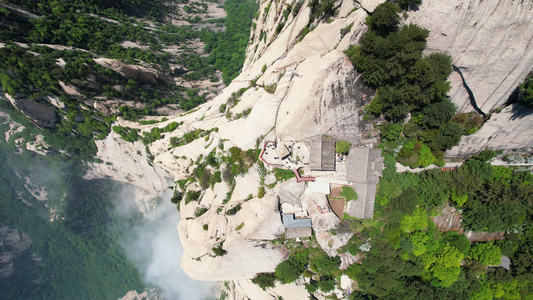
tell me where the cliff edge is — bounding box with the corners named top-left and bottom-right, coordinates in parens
top-left (82, 0), bottom-right (533, 295)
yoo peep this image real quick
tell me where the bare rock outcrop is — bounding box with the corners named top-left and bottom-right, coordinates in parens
top-left (0, 226), bottom-right (33, 279)
top-left (84, 125), bottom-right (173, 213)
top-left (58, 81), bottom-right (82, 97)
top-left (94, 58), bottom-right (172, 85)
top-left (238, 4), bottom-right (377, 142)
top-left (447, 103), bottom-right (533, 157)
top-left (83, 0), bottom-right (533, 292)
top-left (227, 279), bottom-right (309, 300)
top-left (5, 94), bottom-right (58, 128)
top-left (407, 0), bottom-right (533, 113)
top-left (119, 289), bottom-right (159, 300)
top-left (178, 195), bottom-right (285, 281)
top-left (275, 51), bottom-right (373, 141)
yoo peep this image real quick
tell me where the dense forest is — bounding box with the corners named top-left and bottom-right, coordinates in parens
top-left (0, 0), bottom-right (256, 96)
top-left (0, 0), bottom-right (258, 157)
top-left (342, 151), bottom-right (533, 299)
top-left (1, 0), bottom-right (532, 299)
top-left (252, 150), bottom-right (533, 299)
top-left (0, 123), bottom-right (147, 299)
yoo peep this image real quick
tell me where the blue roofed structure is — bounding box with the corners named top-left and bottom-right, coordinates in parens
top-left (282, 214), bottom-right (312, 238)
top-left (282, 214), bottom-right (312, 228)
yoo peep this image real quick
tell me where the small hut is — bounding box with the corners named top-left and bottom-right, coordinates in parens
top-left (282, 214), bottom-right (312, 239)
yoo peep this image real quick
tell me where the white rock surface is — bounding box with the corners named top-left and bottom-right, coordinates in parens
top-left (230, 168), bottom-right (261, 202)
top-left (407, 0), bottom-right (533, 113)
top-left (80, 0), bottom-right (533, 294)
top-left (230, 279), bottom-right (309, 300)
top-left (179, 208), bottom-right (228, 258)
top-left (178, 195), bottom-right (285, 281)
top-left (240, 5), bottom-right (376, 142)
top-left (181, 239), bottom-right (284, 281)
top-left (84, 126), bottom-right (173, 213)
top-left (447, 104), bottom-right (533, 157)
top-left (305, 192), bottom-right (340, 232)
top-left (316, 229), bottom-right (354, 257)
top-left (94, 57), bottom-right (172, 84)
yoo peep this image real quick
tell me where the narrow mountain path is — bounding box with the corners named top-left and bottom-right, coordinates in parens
top-left (273, 69), bottom-right (298, 139)
top-left (396, 159), bottom-right (533, 173)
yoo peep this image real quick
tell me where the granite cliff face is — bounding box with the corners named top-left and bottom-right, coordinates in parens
top-left (240, 0), bottom-right (378, 142)
top-left (404, 0), bottom-right (533, 157)
top-left (90, 0), bottom-right (533, 204)
top-left (406, 0), bottom-right (533, 115)
top-left (82, 0), bottom-right (383, 286)
top-left (447, 103), bottom-right (533, 158)
top-left (1, 0), bottom-right (529, 298)
top-left (78, 0), bottom-right (533, 297)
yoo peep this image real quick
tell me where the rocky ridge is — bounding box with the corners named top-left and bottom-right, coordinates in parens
top-left (0, 0), bottom-right (530, 298)
top-left (447, 103), bottom-right (533, 158)
top-left (80, 0), bottom-right (533, 290)
top-left (47, 0), bottom-right (533, 298)
top-left (86, 0), bottom-right (381, 286)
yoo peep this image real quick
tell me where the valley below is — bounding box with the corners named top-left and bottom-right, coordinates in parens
top-left (0, 0), bottom-right (533, 299)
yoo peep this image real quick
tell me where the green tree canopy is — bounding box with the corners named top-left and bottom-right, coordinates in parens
top-left (395, 0), bottom-right (422, 10)
top-left (355, 24), bottom-right (429, 88)
top-left (520, 76), bottom-right (533, 108)
top-left (252, 273), bottom-right (276, 290)
top-left (441, 231), bottom-right (471, 257)
top-left (340, 186), bottom-right (358, 201)
top-left (380, 122), bottom-right (404, 141)
top-left (313, 254), bottom-right (341, 274)
top-left (386, 187), bottom-right (418, 221)
top-left (417, 145), bottom-right (435, 167)
top-left (274, 249), bottom-right (309, 283)
top-left (429, 122), bottom-right (464, 151)
top-left (336, 140), bottom-right (352, 155)
top-left (420, 99), bottom-right (457, 129)
top-left (462, 180), bottom-right (529, 232)
top-left (366, 2), bottom-right (401, 36)
top-left (469, 243), bottom-right (502, 266)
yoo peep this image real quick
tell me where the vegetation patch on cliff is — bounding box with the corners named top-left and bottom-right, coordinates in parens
top-left (345, 2), bottom-right (483, 169)
top-left (0, 0), bottom-right (258, 158)
top-left (263, 150), bottom-right (533, 299)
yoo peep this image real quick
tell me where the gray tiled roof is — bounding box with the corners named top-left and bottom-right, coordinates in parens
top-left (347, 183), bottom-right (377, 219)
top-left (309, 136), bottom-right (336, 171)
top-left (345, 148), bottom-right (384, 219)
top-left (346, 148), bottom-right (384, 184)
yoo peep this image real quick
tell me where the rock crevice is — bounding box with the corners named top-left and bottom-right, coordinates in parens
top-left (452, 65), bottom-right (485, 116)
top-left (407, 0), bottom-right (533, 113)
